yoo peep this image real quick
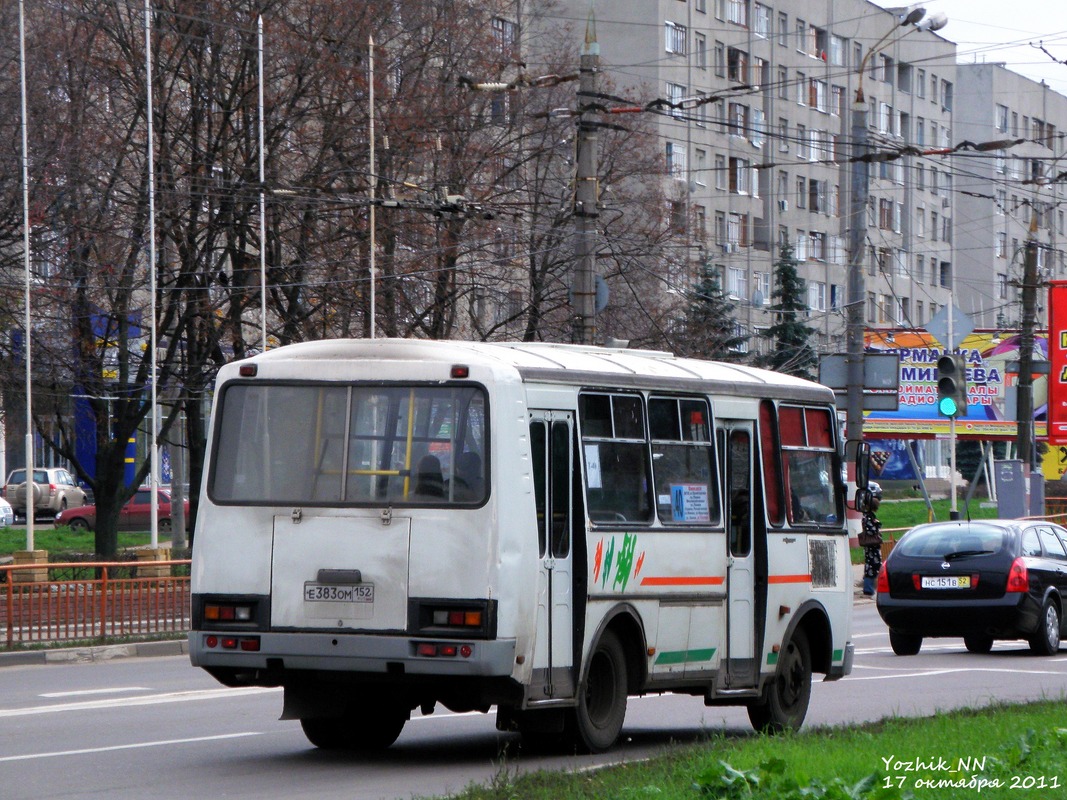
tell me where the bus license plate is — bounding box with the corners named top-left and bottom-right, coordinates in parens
top-left (921, 575), bottom-right (970, 589)
top-left (303, 583), bottom-right (375, 603)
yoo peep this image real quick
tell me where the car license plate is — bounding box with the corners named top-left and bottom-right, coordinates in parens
top-left (921, 575), bottom-right (971, 589)
top-left (303, 583), bottom-right (375, 603)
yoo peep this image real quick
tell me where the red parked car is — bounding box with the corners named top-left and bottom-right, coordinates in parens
top-left (54, 488), bottom-right (189, 533)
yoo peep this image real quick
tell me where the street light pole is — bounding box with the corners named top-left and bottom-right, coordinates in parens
top-left (846, 7), bottom-right (947, 465)
top-left (572, 13), bottom-right (599, 346)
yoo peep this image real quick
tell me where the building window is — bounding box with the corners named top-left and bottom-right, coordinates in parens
top-left (665, 21), bottom-right (687, 55)
top-left (917, 69), bottom-right (926, 98)
top-left (830, 35), bottom-right (846, 66)
top-left (667, 82), bottom-right (686, 118)
top-left (754, 3), bottom-right (770, 37)
top-left (729, 157), bottom-right (751, 194)
top-left (665, 141), bottom-right (687, 179)
top-left (492, 17), bottom-right (518, 55)
top-left (728, 47), bottom-right (748, 82)
top-left (726, 0), bottom-right (747, 26)
top-left (778, 12), bottom-right (788, 46)
top-left (695, 32), bottom-right (707, 69)
top-left (996, 104), bottom-right (1009, 132)
top-left (831, 85), bottom-right (844, 117)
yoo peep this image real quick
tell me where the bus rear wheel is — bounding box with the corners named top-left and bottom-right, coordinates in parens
top-left (569, 629), bottom-right (627, 753)
top-left (747, 628), bottom-right (811, 733)
top-left (300, 699), bottom-right (408, 750)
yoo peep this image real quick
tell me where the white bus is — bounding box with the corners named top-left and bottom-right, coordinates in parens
top-left (190, 339), bottom-right (858, 752)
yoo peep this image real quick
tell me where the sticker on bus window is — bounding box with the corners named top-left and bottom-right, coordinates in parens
top-left (670, 484), bottom-right (710, 522)
top-left (585, 444), bottom-right (603, 488)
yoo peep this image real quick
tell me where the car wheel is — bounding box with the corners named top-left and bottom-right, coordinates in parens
top-left (67, 517), bottom-right (91, 533)
top-left (889, 629), bottom-right (922, 656)
top-left (159, 518), bottom-right (173, 533)
top-left (964, 634), bottom-right (993, 654)
top-left (1029, 599), bottom-right (1061, 656)
top-left (569, 629), bottom-right (628, 753)
top-left (747, 628), bottom-right (812, 733)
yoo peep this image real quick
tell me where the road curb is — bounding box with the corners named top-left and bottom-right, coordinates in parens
top-left (0, 637), bottom-right (188, 667)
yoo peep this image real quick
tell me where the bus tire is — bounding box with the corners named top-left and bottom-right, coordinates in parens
top-left (569, 629), bottom-right (627, 753)
top-left (747, 628), bottom-right (811, 734)
top-left (300, 700), bottom-right (408, 750)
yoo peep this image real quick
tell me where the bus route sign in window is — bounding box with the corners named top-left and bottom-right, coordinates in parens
top-left (210, 383), bottom-right (487, 506)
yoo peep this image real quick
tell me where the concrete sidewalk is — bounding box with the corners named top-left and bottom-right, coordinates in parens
top-left (0, 638), bottom-right (187, 667)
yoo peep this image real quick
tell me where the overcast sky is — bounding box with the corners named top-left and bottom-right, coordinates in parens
top-left (873, 0), bottom-right (1067, 95)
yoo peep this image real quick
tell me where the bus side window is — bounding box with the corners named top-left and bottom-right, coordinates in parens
top-left (579, 392), bottom-right (653, 524)
top-left (531, 422), bottom-right (548, 555)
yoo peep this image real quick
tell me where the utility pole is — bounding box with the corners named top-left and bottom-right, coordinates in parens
top-left (572, 13), bottom-right (599, 345)
top-left (845, 90), bottom-right (870, 462)
top-left (1017, 231), bottom-right (1039, 468)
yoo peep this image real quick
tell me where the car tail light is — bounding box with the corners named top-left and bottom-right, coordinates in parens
top-left (48, 483), bottom-right (57, 497)
top-left (1006, 558), bottom-right (1029, 593)
top-left (876, 562), bottom-right (889, 593)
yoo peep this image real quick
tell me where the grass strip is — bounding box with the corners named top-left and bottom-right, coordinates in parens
top-left (0, 528), bottom-right (151, 557)
top-left (436, 701), bottom-right (1067, 800)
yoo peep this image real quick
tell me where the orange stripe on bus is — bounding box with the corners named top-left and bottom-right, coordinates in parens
top-left (640, 576), bottom-right (725, 586)
top-left (768, 574), bottom-right (812, 584)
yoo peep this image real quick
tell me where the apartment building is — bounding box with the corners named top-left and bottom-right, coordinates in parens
top-left (954, 62), bottom-right (1067, 330)
top-left (540, 0), bottom-right (958, 351)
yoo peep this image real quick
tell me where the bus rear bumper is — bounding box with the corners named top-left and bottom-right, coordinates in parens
top-left (190, 630), bottom-right (517, 680)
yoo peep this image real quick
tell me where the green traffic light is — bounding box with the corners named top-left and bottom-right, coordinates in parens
top-left (938, 396), bottom-right (958, 417)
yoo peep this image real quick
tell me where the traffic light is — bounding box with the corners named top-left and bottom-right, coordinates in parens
top-left (936, 354), bottom-right (968, 418)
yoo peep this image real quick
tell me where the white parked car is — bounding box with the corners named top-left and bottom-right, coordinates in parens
top-left (0, 497), bottom-right (14, 527)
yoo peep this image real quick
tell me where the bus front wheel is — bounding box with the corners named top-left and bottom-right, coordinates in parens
top-left (747, 628), bottom-right (811, 733)
top-left (570, 629), bottom-right (628, 753)
top-left (300, 699), bottom-right (408, 750)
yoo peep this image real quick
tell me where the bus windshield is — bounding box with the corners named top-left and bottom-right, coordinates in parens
top-left (210, 382), bottom-right (488, 506)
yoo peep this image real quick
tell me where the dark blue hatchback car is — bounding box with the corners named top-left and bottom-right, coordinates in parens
top-left (876, 519), bottom-right (1067, 656)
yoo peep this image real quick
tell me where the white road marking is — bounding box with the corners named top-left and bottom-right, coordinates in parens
top-left (844, 666), bottom-right (1067, 680)
top-left (40, 687), bottom-right (151, 698)
top-left (0, 686), bottom-right (279, 718)
top-left (0, 732), bottom-right (264, 763)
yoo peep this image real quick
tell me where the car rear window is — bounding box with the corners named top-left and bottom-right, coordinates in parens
top-left (896, 523), bottom-right (1008, 558)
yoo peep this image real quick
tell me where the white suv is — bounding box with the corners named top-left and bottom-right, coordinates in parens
top-left (4, 468), bottom-right (88, 519)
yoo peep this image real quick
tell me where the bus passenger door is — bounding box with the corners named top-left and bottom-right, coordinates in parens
top-left (528, 412), bottom-right (575, 699)
top-left (720, 422), bottom-right (758, 688)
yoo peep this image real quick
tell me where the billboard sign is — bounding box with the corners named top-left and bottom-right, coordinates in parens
top-left (862, 329), bottom-right (1047, 439)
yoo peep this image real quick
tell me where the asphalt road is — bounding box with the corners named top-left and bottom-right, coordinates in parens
top-left (2, 603), bottom-right (1066, 800)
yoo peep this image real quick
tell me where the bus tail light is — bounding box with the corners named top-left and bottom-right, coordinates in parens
top-left (204, 634), bottom-right (260, 651)
top-left (416, 642), bottom-right (470, 658)
top-left (412, 599), bottom-right (495, 639)
top-left (204, 602), bottom-right (254, 622)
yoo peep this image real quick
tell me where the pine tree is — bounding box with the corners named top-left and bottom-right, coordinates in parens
top-left (679, 263), bottom-right (748, 361)
top-left (760, 244), bottom-right (818, 379)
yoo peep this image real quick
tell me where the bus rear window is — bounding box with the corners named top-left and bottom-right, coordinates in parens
top-left (210, 383), bottom-right (488, 506)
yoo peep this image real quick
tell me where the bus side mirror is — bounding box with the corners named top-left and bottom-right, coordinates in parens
top-left (854, 442), bottom-right (871, 492)
top-left (854, 486), bottom-right (873, 514)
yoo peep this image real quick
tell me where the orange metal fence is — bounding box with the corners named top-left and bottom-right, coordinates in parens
top-left (1, 560), bottom-right (191, 647)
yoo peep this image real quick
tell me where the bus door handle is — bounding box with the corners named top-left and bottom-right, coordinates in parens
top-left (543, 558), bottom-right (556, 571)
top-left (727, 556), bottom-right (736, 568)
